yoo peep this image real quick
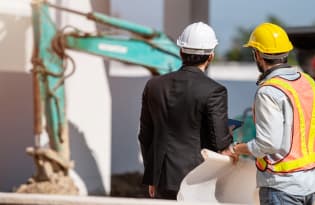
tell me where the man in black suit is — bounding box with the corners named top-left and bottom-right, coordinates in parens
top-left (138, 22), bottom-right (236, 200)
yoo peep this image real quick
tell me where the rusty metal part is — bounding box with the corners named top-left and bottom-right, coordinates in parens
top-left (26, 147), bottom-right (74, 181)
top-left (44, 1), bottom-right (87, 17)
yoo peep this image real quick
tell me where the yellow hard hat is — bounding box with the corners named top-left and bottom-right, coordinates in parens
top-left (243, 23), bottom-right (293, 54)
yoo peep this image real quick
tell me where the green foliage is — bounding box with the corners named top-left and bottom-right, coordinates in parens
top-left (224, 27), bottom-right (252, 62)
top-left (224, 15), bottom-right (297, 64)
top-left (266, 15), bottom-right (286, 27)
top-left (288, 51), bottom-right (297, 65)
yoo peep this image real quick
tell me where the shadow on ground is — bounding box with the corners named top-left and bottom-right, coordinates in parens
top-left (111, 172), bottom-right (148, 198)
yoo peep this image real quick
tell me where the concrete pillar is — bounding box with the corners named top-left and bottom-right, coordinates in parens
top-left (91, 0), bottom-right (110, 15)
top-left (164, 0), bottom-right (209, 40)
top-left (54, 0), bottom-right (112, 195)
top-left (91, 0), bottom-right (111, 31)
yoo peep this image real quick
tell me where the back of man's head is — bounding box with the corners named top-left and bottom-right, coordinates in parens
top-left (180, 51), bottom-right (210, 66)
top-left (177, 22), bottom-right (218, 66)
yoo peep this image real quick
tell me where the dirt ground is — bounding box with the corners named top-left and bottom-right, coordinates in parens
top-left (110, 172), bottom-right (149, 198)
top-left (15, 175), bottom-right (78, 195)
top-left (15, 172), bottom-right (147, 197)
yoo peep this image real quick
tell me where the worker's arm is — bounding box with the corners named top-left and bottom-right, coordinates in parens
top-left (237, 88), bottom-right (286, 158)
top-left (232, 143), bottom-right (252, 156)
top-left (207, 86), bottom-right (233, 152)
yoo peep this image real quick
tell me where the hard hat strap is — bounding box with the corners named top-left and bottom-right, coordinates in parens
top-left (181, 48), bottom-right (213, 55)
top-left (260, 53), bottom-right (289, 60)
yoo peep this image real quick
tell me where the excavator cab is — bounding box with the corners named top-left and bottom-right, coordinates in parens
top-left (287, 26), bottom-right (315, 79)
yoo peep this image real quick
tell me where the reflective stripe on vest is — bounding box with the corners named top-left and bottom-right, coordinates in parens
top-left (256, 72), bottom-right (315, 173)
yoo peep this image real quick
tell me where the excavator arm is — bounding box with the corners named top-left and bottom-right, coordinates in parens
top-left (45, 1), bottom-right (181, 74)
top-left (28, 0), bottom-right (181, 185)
top-left (65, 33), bottom-right (180, 75)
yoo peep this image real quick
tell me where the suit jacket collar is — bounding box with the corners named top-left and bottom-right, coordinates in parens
top-left (181, 65), bottom-right (205, 74)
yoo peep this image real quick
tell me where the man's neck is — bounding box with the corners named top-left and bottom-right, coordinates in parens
top-left (198, 66), bottom-right (206, 72)
top-left (198, 61), bottom-right (209, 72)
top-left (257, 63), bottom-right (290, 85)
top-left (265, 63), bottom-right (285, 71)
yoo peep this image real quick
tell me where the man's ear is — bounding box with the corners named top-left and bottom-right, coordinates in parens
top-left (208, 52), bottom-right (215, 62)
top-left (179, 49), bottom-right (184, 59)
top-left (254, 50), bottom-right (262, 61)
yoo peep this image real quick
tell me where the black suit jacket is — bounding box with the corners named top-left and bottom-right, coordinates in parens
top-left (138, 65), bottom-right (232, 191)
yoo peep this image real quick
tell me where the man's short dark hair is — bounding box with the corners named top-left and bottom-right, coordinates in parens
top-left (262, 52), bottom-right (288, 65)
top-left (180, 51), bottom-right (210, 66)
top-left (263, 57), bottom-right (288, 65)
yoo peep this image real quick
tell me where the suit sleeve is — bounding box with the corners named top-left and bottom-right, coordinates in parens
top-left (206, 86), bottom-right (232, 152)
top-left (138, 82), bottom-right (154, 170)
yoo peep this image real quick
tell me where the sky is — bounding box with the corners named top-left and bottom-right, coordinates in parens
top-left (112, 0), bottom-right (315, 55)
top-left (211, 0), bottom-right (315, 55)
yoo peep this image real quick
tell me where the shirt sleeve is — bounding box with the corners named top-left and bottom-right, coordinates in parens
top-left (247, 87), bottom-right (286, 158)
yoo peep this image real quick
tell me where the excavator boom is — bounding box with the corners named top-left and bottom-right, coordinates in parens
top-left (26, 0), bottom-right (181, 191)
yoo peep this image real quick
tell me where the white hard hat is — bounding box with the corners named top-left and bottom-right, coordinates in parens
top-left (177, 22), bottom-right (218, 55)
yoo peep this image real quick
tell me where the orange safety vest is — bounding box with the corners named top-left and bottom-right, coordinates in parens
top-left (255, 72), bottom-right (315, 173)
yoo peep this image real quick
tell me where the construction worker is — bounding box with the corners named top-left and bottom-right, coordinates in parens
top-left (138, 22), bottom-right (237, 200)
top-left (231, 23), bottom-right (315, 205)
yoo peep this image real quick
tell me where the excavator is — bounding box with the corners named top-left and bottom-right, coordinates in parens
top-left (18, 0), bottom-right (315, 203)
top-left (18, 0), bottom-right (181, 194)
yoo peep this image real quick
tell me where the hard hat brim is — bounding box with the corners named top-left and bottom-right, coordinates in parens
top-left (181, 47), bottom-right (214, 55)
top-left (242, 41), bottom-right (293, 54)
top-left (243, 43), bottom-right (250, 48)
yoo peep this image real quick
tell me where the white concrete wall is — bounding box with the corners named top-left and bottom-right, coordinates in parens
top-left (58, 0), bottom-right (112, 195)
top-left (208, 63), bottom-right (259, 118)
top-left (0, 0), bottom-right (32, 72)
